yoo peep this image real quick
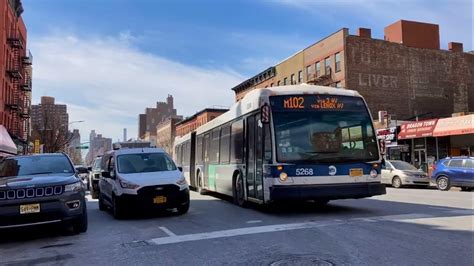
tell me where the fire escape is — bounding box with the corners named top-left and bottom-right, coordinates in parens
top-left (6, 36), bottom-right (24, 140)
top-left (20, 50), bottom-right (32, 140)
top-left (307, 68), bottom-right (333, 86)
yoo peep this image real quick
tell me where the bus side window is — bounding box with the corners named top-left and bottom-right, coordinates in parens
top-left (219, 125), bottom-right (231, 164)
top-left (203, 133), bottom-right (210, 163)
top-left (196, 135), bottom-right (203, 164)
top-left (230, 119), bottom-right (244, 163)
top-left (210, 129), bottom-right (220, 163)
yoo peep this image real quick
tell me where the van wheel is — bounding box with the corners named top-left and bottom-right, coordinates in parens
top-left (233, 173), bottom-right (246, 207)
top-left (72, 203), bottom-right (88, 234)
top-left (176, 201), bottom-right (190, 215)
top-left (392, 176), bottom-right (402, 188)
top-left (436, 176), bottom-right (450, 191)
top-left (98, 192), bottom-right (107, 211)
top-left (112, 195), bottom-right (125, 219)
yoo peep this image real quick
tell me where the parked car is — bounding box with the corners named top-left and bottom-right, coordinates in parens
top-left (431, 157), bottom-right (474, 191)
top-left (88, 157), bottom-right (103, 199)
top-left (0, 153), bottom-right (87, 233)
top-left (75, 165), bottom-right (90, 190)
top-left (98, 148), bottom-right (189, 219)
top-left (382, 160), bottom-right (430, 188)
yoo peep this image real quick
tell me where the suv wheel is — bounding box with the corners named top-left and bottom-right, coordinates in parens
top-left (176, 201), bottom-right (190, 215)
top-left (72, 203), bottom-right (88, 234)
top-left (436, 176), bottom-right (450, 191)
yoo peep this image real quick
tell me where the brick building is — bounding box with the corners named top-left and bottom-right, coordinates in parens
top-left (0, 0), bottom-right (32, 153)
top-left (85, 130), bottom-right (112, 165)
top-left (175, 108), bottom-right (228, 137)
top-left (231, 20), bottom-right (474, 121)
top-left (31, 96), bottom-right (69, 131)
top-left (156, 117), bottom-right (182, 155)
top-left (138, 94), bottom-right (180, 139)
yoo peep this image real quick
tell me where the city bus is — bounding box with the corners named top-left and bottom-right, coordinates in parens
top-left (174, 84), bottom-right (386, 206)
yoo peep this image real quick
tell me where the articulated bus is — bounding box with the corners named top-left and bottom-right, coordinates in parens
top-left (174, 84), bottom-right (386, 206)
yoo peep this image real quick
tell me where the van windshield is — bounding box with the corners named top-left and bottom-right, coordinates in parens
top-left (117, 153), bottom-right (177, 174)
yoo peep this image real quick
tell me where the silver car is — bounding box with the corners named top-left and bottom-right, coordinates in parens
top-left (382, 160), bottom-right (430, 188)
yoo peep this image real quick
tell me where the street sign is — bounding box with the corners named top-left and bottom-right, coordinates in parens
top-left (34, 139), bottom-right (40, 153)
top-left (75, 146), bottom-right (89, 149)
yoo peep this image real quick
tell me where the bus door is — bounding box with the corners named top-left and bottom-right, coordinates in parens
top-left (246, 114), bottom-right (264, 201)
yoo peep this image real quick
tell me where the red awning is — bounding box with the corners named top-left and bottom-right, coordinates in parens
top-left (0, 125), bottom-right (17, 156)
top-left (398, 119), bottom-right (438, 140)
top-left (433, 115), bottom-right (474, 137)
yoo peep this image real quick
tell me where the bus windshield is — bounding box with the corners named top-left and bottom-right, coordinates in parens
top-left (271, 95), bottom-right (379, 163)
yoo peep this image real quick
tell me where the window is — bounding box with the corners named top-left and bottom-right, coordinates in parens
top-left (209, 129), bottom-right (220, 163)
top-left (298, 70), bottom-right (303, 83)
top-left (324, 57), bottom-right (331, 75)
top-left (117, 153), bottom-right (177, 173)
top-left (449, 160), bottom-right (463, 168)
top-left (283, 77), bottom-right (288, 85)
top-left (183, 141), bottom-right (190, 165)
top-left (203, 133), bottom-right (210, 162)
top-left (291, 74), bottom-right (296, 85)
top-left (230, 119), bottom-right (244, 163)
top-left (306, 65), bottom-right (314, 80)
top-left (315, 62), bottom-right (321, 77)
top-left (270, 83), bottom-right (274, 87)
top-left (464, 159), bottom-right (474, 168)
top-left (335, 52), bottom-right (341, 72)
top-left (196, 135), bottom-right (203, 164)
top-left (219, 125), bottom-right (231, 164)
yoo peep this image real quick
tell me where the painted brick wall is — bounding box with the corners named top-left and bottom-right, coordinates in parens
top-left (345, 35), bottom-right (474, 120)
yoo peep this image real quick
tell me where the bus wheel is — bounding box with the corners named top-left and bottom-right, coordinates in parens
top-left (233, 173), bottom-right (246, 207)
top-left (197, 173), bottom-right (206, 195)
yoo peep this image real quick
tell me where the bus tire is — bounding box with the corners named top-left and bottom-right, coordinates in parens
top-left (197, 172), bottom-right (206, 195)
top-left (233, 172), bottom-right (246, 207)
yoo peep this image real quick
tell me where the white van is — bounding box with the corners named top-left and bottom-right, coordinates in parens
top-left (98, 148), bottom-right (189, 218)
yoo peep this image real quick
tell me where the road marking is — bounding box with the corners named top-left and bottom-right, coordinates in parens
top-left (246, 220), bottom-right (262, 224)
top-left (158, 226), bottom-right (177, 237)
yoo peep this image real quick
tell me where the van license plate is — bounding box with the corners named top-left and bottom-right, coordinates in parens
top-left (153, 196), bottom-right (167, 204)
top-left (20, 204), bottom-right (40, 214)
top-left (349, 169), bottom-right (363, 177)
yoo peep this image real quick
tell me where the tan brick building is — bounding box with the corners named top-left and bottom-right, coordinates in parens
top-left (156, 117), bottom-right (182, 155)
top-left (175, 108), bottom-right (228, 137)
top-left (231, 20), bottom-right (474, 121)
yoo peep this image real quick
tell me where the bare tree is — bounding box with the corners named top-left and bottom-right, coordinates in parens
top-left (31, 109), bottom-right (73, 153)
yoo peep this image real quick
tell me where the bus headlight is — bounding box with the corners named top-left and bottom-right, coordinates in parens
top-left (370, 169), bottom-right (378, 178)
top-left (279, 172), bottom-right (288, 182)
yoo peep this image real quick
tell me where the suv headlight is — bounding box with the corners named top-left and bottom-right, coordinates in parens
top-left (65, 181), bottom-right (84, 192)
top-left (119, 178), bottom-right (140, 189)
top-left (176, 177), bottom-right (187, 186)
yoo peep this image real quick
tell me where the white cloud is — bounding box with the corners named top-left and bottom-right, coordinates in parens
top-left (31, 33), bottom-right (244, 142)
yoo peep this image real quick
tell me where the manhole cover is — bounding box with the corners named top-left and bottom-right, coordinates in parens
top-left (270, 256), bottom-right (333, 266)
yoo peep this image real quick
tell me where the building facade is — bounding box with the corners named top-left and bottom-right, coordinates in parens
top-left (0, 0), bottom-right (32, 153)
top-left (66, 129), bottom-right (82, 165)
top-left (231, 20), bottom-right (474, 121)
top-left (175, 108), bottom-right (228, 137)
top-left (85, 130), bottom-right (112, 165)
top-left (156, 117), bottom-right (182, 155)
top-left (138, 94), bottom-right (180, 139)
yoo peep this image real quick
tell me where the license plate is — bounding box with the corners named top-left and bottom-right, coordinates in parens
top-left (349, 168), bottom-right (363, 177)
top-left (20, 203), bottom-right (40, 214)
top-left (153, 196), bottom-right (167, 204)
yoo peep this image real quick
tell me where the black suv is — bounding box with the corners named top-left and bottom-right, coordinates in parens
top-left (88, 156), bottom-right (103, 199)
top-left (0, 153), bottom-right (88, 233)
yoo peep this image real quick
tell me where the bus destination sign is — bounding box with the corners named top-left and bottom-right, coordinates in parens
top-left (273, 95), bottom-right (354, 111)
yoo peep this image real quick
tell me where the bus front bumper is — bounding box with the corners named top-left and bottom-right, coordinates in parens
top-left (269, 182), bottom-right (386, 201)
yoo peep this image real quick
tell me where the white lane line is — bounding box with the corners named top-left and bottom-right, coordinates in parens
top-left (246, 220), bottom-right (263, 224)
top-left (159, 226), bottom-right (177, 237)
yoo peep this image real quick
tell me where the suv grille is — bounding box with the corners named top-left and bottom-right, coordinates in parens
top-left (0, 186), bottom-right (64, 201)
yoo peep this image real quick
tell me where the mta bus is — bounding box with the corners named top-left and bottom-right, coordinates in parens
top-left (174, 84), bottom-right (386, 206)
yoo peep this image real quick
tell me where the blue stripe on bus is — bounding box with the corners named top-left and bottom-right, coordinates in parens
top-left (264, 163), bottom-right (379, 178)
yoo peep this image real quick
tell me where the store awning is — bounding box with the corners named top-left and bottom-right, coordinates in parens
top-left (433, 114), bottom-right (474, 137)
top-left (398, 119), bottom-right (438, 140)
top-left (0, 125), bottom-right (17, 156)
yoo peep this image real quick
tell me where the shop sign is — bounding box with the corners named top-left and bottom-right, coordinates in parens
top-left (433, 114), bottom-right (474, 137)
top-left (376, 127), bottom-right (397, 146)
top-left (398, 119), bottom-right (438, 140)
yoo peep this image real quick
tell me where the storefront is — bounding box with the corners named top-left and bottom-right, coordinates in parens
top-left (432, 114), bottom-right (474, 156)
top-left (0, 125), bottom-right (18, 157)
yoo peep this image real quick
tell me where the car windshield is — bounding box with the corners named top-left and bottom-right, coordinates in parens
top-left (390, 161), bottom-right (418, 171)
top-left (0, 155), bottom-right (74, 178)
top-left (117, 153), bottom-right (177, 174)
top-left (271, 95), bottom-right (379, 163)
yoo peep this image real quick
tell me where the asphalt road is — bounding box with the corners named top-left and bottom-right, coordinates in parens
top-left (1, 187), bottom-right (473, 266)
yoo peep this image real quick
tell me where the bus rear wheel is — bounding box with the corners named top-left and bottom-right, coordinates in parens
top-left (197, 172), bottom-right (206, 195)
top-left (233, 173), bottom-right (246, 207)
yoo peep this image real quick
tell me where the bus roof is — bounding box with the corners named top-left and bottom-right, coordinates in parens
top-left (192, 84), bottom-right (362, 135)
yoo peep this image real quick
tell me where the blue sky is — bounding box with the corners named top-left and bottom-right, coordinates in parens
top-left (22, 0), bottom-right (473, 141)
